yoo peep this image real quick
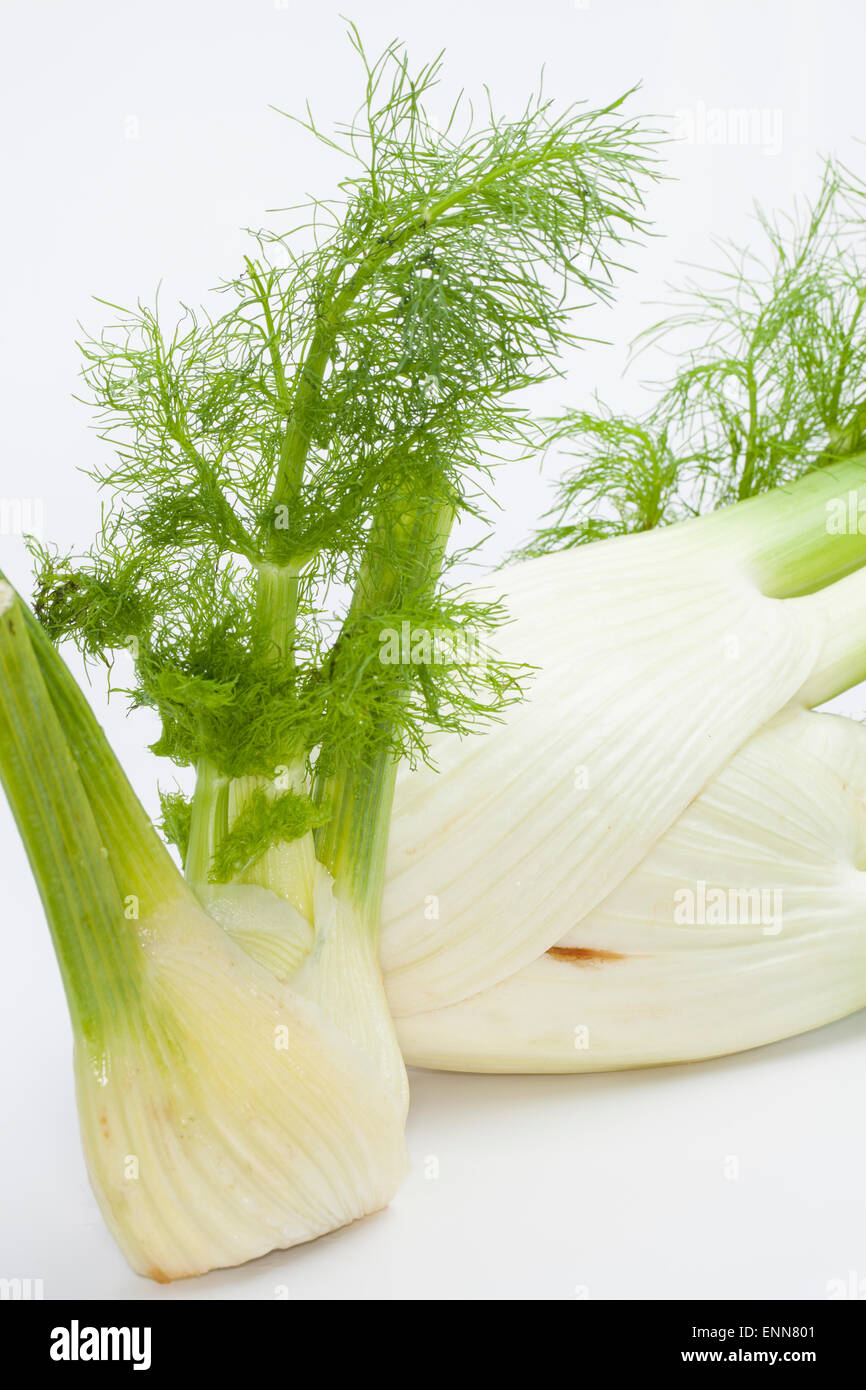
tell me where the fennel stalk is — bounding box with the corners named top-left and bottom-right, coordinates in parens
top-left (2, 27), bottom-right (657, 1273)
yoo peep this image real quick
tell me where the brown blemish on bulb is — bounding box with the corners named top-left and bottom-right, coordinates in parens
top-left (546, 946), bottom-right (626, 965)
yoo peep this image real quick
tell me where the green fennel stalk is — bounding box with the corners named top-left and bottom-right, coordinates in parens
top-left (25, 29), bottom-right (657, 1105)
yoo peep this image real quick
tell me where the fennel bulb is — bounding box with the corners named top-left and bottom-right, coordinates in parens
top-left (0, 583), bottom-right (405, 1280)
top-left (2, 29), bottom-right (656, 1276)
top-left (378, 461), bottom-right (866, 1064)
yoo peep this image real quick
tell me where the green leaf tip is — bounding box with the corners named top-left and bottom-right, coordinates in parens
top-left (157, 789), bottom-right (193, 864)
top-left (209, 787), bottom-right (330, 883)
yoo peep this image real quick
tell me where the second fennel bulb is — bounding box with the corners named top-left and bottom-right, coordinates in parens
top-left (378, 461), bottom-right (866, 1066)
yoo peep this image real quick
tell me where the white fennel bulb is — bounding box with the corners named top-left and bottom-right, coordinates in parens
top-left (0, 585), bottom-right (406, 1281)
top-left (379, 461), bottom-right (866, 1063)
top-left (76, 894), bottom-right (407, 1280)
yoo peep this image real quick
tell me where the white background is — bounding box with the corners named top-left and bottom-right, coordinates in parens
top-left (1, 0), bottom-right (865, 1300)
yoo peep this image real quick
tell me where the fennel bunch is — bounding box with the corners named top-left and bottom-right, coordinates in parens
top-left (2, 29), bottom-right (656, 1276)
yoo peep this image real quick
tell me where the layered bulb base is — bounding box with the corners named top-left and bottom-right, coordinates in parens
top-left (75, 893), bottom-right (407, 1281)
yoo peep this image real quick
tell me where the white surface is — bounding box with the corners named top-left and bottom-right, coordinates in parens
top-left (1, 0), bottom-right (866, 1300)
top-left (3, 1011), bottom-right (866, 1300)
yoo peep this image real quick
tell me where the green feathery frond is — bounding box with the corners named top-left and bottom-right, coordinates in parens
top-left (31, 27), bottom-right (657, 874)
top-left (209, 788), bottom-right (329, 882)
top-left (157, 788), bottom-right (192, 863)
top-left (519, 157), bottom-right (866, 557)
